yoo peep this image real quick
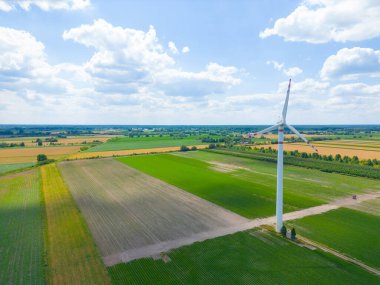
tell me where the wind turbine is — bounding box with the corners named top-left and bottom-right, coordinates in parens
top-left (248, 79), bottom-right (317, 232)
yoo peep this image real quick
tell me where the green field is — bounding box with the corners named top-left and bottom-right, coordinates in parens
top-left (289, 208), bottom-right (380, 268)
top-left (117, 151), bottom-right (380, 219)
top-left (89, 136), bottom-right (205, 152)
top-left (108, 229), bottom-right (379, 285)
top-left (0, 162), bottom-right (34, 175)
top-left (0, 170), bottom-right (45, 284)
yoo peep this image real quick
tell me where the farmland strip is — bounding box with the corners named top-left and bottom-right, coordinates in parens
top-left (41, 164), bottom-right (111, 285)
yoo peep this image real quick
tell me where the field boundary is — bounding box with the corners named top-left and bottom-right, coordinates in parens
top-left (104, 191), bottom-right (380, 266)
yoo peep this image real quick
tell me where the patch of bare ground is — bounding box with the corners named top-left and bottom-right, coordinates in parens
top-left (208, 161), bottom-right (249, 173)
top-left (58, 158), bottom-right (248, 266)
top-left (347, 198), bottom-right (380, 216)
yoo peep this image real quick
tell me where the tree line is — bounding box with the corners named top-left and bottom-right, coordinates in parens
top-left (204, 148), bottom-right (380, 180)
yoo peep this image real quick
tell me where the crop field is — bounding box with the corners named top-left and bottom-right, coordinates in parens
top-left (68, 145), bottom-right (208, 160)
top-left (259, 142), bottom-right (380, 159)
top-left (0, 170), bottom-right (45, 285)
top-left (58, 158), bottom-right (247, 265)
top-left (88, 135), bottom-right (207, 152)
top-left (108, 229), bottom-right (379, 285)
top-left (0, 162), bottom-right (34, 175)
top-left (0, 145), bottom-right (81, 164)
top-left (118, 152), bottom-right (380, 219)
top-left (289, 208), bottom-right (380, 269)
top-left (41, 164), bottom-right (110, 284)
top-left (0, 135), bottom-right (117, 147)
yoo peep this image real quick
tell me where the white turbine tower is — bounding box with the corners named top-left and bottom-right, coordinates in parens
top-left (248, 79), bottom-right (317, 232)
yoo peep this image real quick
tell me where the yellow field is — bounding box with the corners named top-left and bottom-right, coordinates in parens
top-left (261, 134), bottom-right (315, 139)
top-left (69, 144), bottom-right (209, 160)
top-left (314, 140), bottom-right (380, 150)
top-left (41, 164), bottom-right (111, 285)
top-left (258, 143), bottom-right (380, 160)
top-left (0, 135), bottom-right (116, 147)
top-left (0, 146), bottom-right (81, 164)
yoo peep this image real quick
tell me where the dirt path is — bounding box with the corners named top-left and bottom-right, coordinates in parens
top-left (105, 191), bottom-right (380, 266)
top-left (298, 236), bottom-right (380, 277)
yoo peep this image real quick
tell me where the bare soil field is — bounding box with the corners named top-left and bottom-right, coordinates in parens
top-left (0, 146), bottom-right (81, 164)
top-left (58, 158), bottom-right (248, 266)
top-left (208, 161), bottom-right (249, 173)
top-left (259, 143), bottom-right (380, 159)
top-left (69, 145), bottom-right (208, 160)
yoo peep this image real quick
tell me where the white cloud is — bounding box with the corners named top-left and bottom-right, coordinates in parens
top-left (260, 0), bottom-right (380, 43)
top-left (168, 41), bottom-right (179, 54)
top-left (63, 19), bottom-right (241, 97)
top-left (330, 82), bottom-right (380, 97)
top-left (0, 20), bottom-right (242, 124)
top-left (320, 47), bottom-right (380, 80)
top-left (182, 46), bottom-right (190, 53)
top-left (0, 1), bottom-right (12, 11)
top-left (0, 26), bottom-right (46, 71)
top-left (0, 0), bottom-right (91, 11)
top-left (266, 60), bottom-right (303, 77)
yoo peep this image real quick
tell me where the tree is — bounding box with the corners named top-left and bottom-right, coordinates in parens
top-left (291, 228), bottom-right (296, 240)
top-left (37, 154), bottom-right (47, 162)
top-left (208, 143), bottom-right (216, 149)
top-left (180, 145), bottom-right (190, 152)
top-left (280, 225), bottom-right (287, 237)
top-left (191, 146), bottom-right (197, 151)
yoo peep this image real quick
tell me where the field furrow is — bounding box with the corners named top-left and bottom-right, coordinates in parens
top-left (58, 158), bottom-right (248, 266)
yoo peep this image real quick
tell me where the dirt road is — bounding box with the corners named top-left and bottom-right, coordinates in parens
top-left (106, 191), bottom-right (380, 266)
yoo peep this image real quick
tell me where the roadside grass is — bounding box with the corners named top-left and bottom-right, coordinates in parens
top-left (108, 229), bottom-right (379, 285)
top-left (288, 208), bottom-right (380, 269)
top-left (0, 162), bottom-right (35, 175)
top-left (89, 135), bottom-right (205, 152)
top-left (117, 154), bottom-right (323, 219)
top-left (0, 170), bottom-right (45, 284)
top-left (41, 164), bottom-right (111, 285)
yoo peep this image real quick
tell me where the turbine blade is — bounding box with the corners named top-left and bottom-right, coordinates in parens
top-left (249, 124), bottom-right (280, 137)
top-left (282, 79), bottom-right (291, 121)
top-left (286, 124), bottom-right (318, 152)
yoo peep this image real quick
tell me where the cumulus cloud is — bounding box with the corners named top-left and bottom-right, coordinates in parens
top-left (260, 0), bottom-right (380, 43)
top-left (63, 19), bottom-right (241, 97)
top-left (168, 41), bottom-right (179, 54)
top-left (0, 0), bottom-right (91, 11)
top-left (266, 60), bottom-right (303, 77)
top-left (320, 47), bottom-right (380, 80)
top-left (182, 46), bottom-right (190, 53)
top-left (0, 19), bottom-right (242, 123)
top-left (0, 26), bottom-right (46, 71)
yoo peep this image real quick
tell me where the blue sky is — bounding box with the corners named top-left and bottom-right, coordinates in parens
top-left (1, 0), bottom-right (380, 124)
